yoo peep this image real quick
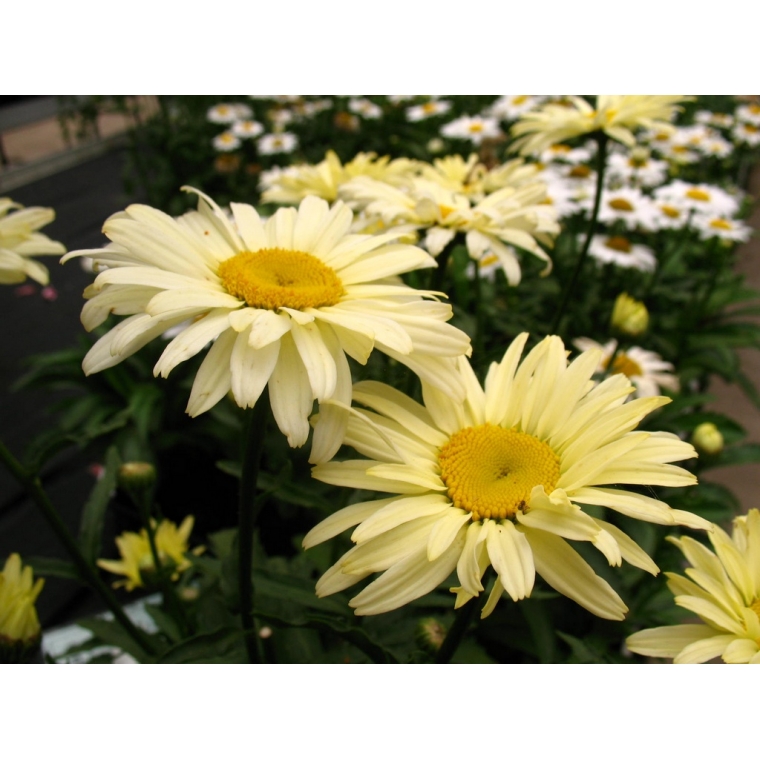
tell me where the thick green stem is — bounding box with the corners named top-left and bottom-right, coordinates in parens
top-left (238, 399), bottom-right (270, 664)
top-left (0, 439), bottom-right (159, 657)
top-left (550, 132), bottom-right (609, 336)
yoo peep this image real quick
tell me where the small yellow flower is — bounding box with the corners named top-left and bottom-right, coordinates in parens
top-left (692, 422), bottom-right (724, 455)
top-left (0, 554), bottom-right (44, 645)
top-left (627, 510), bottom-right (760, 664)
top-left (97, 516), bottom-right (201, 591)
top-left (611, 293), bottom-right (649, 337)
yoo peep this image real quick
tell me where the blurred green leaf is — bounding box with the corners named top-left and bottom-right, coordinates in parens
top-left (79, 446), bottom-right (121, 564)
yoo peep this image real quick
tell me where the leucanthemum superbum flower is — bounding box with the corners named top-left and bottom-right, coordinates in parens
top-left (588, 235), bottom-right (656, 272)
top-left (305, 334), bottom-right (706, 618)
top-left (212, 131), bottom-right (241, 152)
top-left (597, 187), bottom-right (659, 230)
top-left (231, 120), bottom-right (265, 139)
top-left (511, 95), bottom-right (687, 156)
top-left (0, 198), bottom-right (66, 286)
top-left (340, 174), bottom-right (559, 285)
top-left (348, 98), bottom-right (382, 120)
top-left (626, 510), bottom-right (760, 664)
top-left (573, 338), bottom-right (679, 397)
top-left (257, 132), bottom-right (298, 155)
top-left (406, 100), bottom-right (452, 122)
top-left (63, 191), bottom-right (471, 463)
top-left (260, 150), bottom-right (419, 205)
top-left (693, 215), bottom-right (752, 243)
top-left (207, 103), bottom-right (252, 124)
top-left (441, 115), bottom-right (502, 146)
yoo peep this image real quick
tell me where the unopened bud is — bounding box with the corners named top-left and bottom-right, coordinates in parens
top-left (415, 617), bottom-right (446, 654)
top-left (692, 422), bottom-right (724, 455)
top-left (611, 293), bottom-right (649, 337)
top-left (117, 462), bottom-right (157, 507)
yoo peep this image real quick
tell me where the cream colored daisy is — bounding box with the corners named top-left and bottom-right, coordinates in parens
top-left (511, 95), bottom-right (687, 156)
top-left (63, 191), bottom-right (470, 463)
top-left (573, 338), bottom-right (679, 397)
top-left (627, 510), bottom-right (760, 664)
top-left (0, 554), bottom-right (44, 646)
top-left (340, 174), bottom-right (558, 285)
top-left (305, 334), bottom-right (707, 618)
top-left (588, 235), bottom-right (656, 272)
top-left (260, 150), bottom-right (419, 205)
top-left (441, 115), bottom-right (502, 146)
top-left (0, 198), bottom-right (66, 286)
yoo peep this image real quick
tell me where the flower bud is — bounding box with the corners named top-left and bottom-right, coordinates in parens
top-left (415, 617), bottom-right (446, 654)
top-left (117, 461), bottom-right (157, 508)
top-left (0, 554), bottom-right (44, 663)
top-left (611, 293), bottom-right (649, 337)
top-left (692, 422), bottom-right (724, 455)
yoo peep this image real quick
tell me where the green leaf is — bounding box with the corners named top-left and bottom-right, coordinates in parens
top-left (143, 604), bottom-right (182, 644)
top-left (128, 383), bottom-right (163, 443)
top-left (519, 599), bottom-right (556, 664)
top-left (79, 446), bottom-right (121, 563)
top-left (557, 632), bottom-right (606, 663)
top-left (252, 566), bottom-right (351, 619)
top-left (256, 610), bottom-right (399, 664)
top-left (78, 617), bottom-right (157, 663)
top-left (26, 556), bottom-right (81, 582)
top-left (711, 443), bottom-right (760, 468)
top-left (155, 627), bottom-right (247, 663)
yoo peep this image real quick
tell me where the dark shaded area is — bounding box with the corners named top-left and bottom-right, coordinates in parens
top-left (0, 149), bottom-right (146, 627)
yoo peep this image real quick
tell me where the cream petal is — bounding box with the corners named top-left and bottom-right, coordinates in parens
top-left (230, 202), bottom-right (268, 251)
top-left (674, 634), bottom-right (736, 664)
top-left (626, 624), bottom-right (715, 658)
top-left (311, 460), bottom-right (429, 494)
top-left (570, 487), bottom-right (676, 525)
top-left (484, 332), bottom-right (529, 425)
top-left (485, 520), bottom-right (535, 601)
top-left (721, 637), bottom-right (759, 664)
top-left (427, 510), bottom-right (472, 561)
top-left (480, 577), bottom-right (506, 619)
top-left (302, 497), bottom-right (398, 549)
top-left (674, 595), bottom-right (743, 634)
top-left (248, 310), bottom-right (292, 349)
top-left (185, 329), bottom-right (237, 416)
top-left (592, 518), bottom-right (659, 575)
top-left (229, 329), bottom-right (280, 409)
top-left (352, 494), bottom-right (452, 544)
top-left (526, 530), bottom-right (628, 620)
top-left (289, 320), bottom-right (337, 401)
top-left (456, 522), bottom-right (489, 597)
top-left (268, 333), bottom-right (313, 448)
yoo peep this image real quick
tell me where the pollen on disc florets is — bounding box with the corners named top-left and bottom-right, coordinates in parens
top-left (218, 248), bottom-right (344, 311)
top-left (438, 423), bottom-right (560, 522)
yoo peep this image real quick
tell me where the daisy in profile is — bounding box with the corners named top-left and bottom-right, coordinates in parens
top-left (627, 510), bottom-right (760, 664)
top-left (257, 132), bottom-right (299, 155)
top-left (511, 96), bottom-right (687, 156)
top-left (588, 235), bottom-right (656, 272)
top-left (63, 192), bottom-right (471, 463)
top-left (573, 338), bottom-right (679, 397)
top-left (305, 334), bottom-right (707, 618)
top-left (0, 198), bottom-right (66, 286)
top-left (441, 115), bottom-right (502, 146)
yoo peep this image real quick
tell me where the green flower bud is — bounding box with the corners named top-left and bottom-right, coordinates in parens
top-left (692, 422), bottom-right (724, 455)
top-left (415, 617), bottom-right (446, 654)
top-left (611, 293), bottom-right (649, 337)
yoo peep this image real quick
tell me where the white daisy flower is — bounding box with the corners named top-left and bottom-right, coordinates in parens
top-left (62, 192), bottom-right (472, 463)
top-left (305, 334), bottom-right (705, 618)
top-left (588, 235), bottom-right (656, 272)
top-left (538, 143), bottom-right (593, 166)
top-left (212, 131), bottom-right (241, 152)
top-left (257, 133), bottom-right (299, 155)
top-left (406, 100), bottom-right (452, 122)
top-left (736, 103), bottom-right (760, 126)
top-left (695, 110), bottom-right (735, 130)
top-left (732, 122), bottom-right (760, 147)
top-left (598, 187), bottom-right (660, 230)
top-left (606, 150), bottom-right (669, 189)
top-left (693, 215), bottom-right (753, 243)
top-left (573, 338), bottom-right (679, 397)
top-left (487, 95), bottom-right (544, 121)
top-left (654, 180), bottom-right (740, 217)
top-left (441, 115), bottom-right (502, 146)
top-left (231, 120), bottom-right (264, 139)
top-left (348, 98), bottom-right (383, 120)
top-left (207, 103), bottom-right (252, 124)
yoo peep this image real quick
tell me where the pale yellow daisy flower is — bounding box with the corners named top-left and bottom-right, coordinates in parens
top-left (0, 198), bottom-right (66, 286)
top-left (63, 191), bottom-right (470, 463)
top-left (627, 510), bottom-right (760, 664)
top-left (305, 334), bottom-right (707, 618)
top-left (511, 95), bottom-right (687, 156)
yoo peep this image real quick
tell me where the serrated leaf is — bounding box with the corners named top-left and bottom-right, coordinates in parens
top-left (79, 446), bottom-right (121, 563)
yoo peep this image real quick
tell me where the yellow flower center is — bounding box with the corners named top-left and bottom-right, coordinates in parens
top-left (438, 424), bottom-right (560, 522)
top-left (709, 218), bottom-right (733, 231)
top-left (469, 123), bottom-right (484, 133)
top-left (550, 144), bottom-right (571, 154)
top-left (569, 165), bottom-right (591, 179)
top-left (686, 188), bottom-right (711, 202)
top-left (605, 236), bottom-right (632, 253)
top-left (604, 353), bottom-right (643, 378)
top-left (439, 205), bottom-right (455, 219)
top-left (609, 198), bottom-right (635, 212)
top-left (745, 124), bottom-right (759, 133)
top-left (423, 102), bottom-right (438, 114)
top-left (660, 204), bottom-right (681, 219)
top-left (218, 248), bottom-right (344, 311)
top-left (512, 96), bottom-right (528, 105)
top-left (749, 105), bottom-right (760, 115)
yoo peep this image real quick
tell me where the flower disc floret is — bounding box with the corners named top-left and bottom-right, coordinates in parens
top-left (218, 248), bottom-right (344, 310)
top-left (439, 424), bottom-right (560, 521)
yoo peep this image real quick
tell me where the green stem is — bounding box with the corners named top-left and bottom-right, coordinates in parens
top-left (430, 240), bottom-right (456, 294)
top-left (433, 594), bottom-right (481, 664)
top-left (550, 132), bottom-right (609, 336)
top-left (0, 439), bottom-right (159, 657)
top-left (238, 399), bottom-right (270, 664)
